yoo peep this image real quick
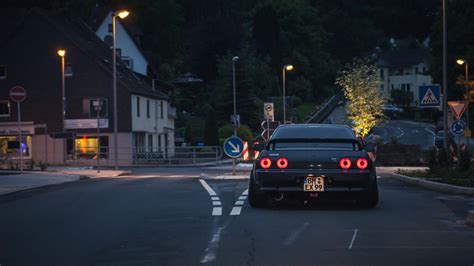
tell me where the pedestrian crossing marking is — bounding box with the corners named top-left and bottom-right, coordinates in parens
top-left (420, 88), bottom-right (439, 104)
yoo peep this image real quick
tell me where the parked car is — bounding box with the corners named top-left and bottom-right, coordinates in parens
top-left (250, 124), bottom-right (378, 208)
top-left (382, 103), bottom-right (404, 113)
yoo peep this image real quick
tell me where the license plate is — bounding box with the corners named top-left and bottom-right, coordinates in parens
top-left (304, 176), bottom-right (324, 192)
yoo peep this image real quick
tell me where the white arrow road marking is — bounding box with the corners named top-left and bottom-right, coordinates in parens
top-left (228, 141), bottom-right (240, 153)
top-left (199, 179), bottom-right (222, 216)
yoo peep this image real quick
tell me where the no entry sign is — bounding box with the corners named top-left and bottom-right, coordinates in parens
top-left (9, 86), bottom-right (27, 103)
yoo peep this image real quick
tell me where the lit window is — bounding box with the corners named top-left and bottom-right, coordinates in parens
top-left (74, 136), bottom-right (109, 159)
top-left (0, 101), bottom-right (10, 116)
top-left (0, 136), bottom-right (32, 158)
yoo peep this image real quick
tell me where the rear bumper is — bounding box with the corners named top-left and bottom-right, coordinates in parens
top-left (253, 169), bottom-right (375, 194)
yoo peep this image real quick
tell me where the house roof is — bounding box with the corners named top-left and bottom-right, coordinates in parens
top-left (0, 8), bottom-right (169, 100)
top-left (377, 48), bottom-right (431, 68)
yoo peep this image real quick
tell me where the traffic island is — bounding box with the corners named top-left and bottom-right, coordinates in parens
top-left (391, 173), bottom-right (474, 196)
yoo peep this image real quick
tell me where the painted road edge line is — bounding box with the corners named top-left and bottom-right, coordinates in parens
top-left (229, 189), bottom-right (249, 216)
top-left (349, 229), bottom-right (358, 249)
top-left (199, 179), bottom-right (222, 216)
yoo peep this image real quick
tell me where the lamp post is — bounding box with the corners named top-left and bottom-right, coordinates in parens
top-left (231, 56), bottom-right (239, 176)
top-left (57, 49), bottom-right (66, 163)
top-left (282, 64), bottom-right (294, 124)
top-left (442, 0), bottom-right (448, 150)
top-left (112, 10), bottom-right (129, 169)
top-left (457, 59), bottom-right (470, 147)
top-left (93, 99), bottom-right (103, 173)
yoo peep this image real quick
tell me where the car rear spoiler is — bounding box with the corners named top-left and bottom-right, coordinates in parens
top-left (267, 138), bottom-right (362, 150)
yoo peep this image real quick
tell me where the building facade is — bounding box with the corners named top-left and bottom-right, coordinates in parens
top-left (377, 48), bottom-right (433, 106)
top-left (0, 8), bottom-right (174, 166)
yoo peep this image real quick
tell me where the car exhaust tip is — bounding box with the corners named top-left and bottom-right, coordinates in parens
top-left (273, 192), bottom-right (284, 201)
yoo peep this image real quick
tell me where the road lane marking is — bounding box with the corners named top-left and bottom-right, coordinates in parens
top-left (349, 229), bottom-right (358, 249)
top-left (283, 222), bottom-right (310, 246)
top-left (238, 196), bottom-right (247, 200)
top-left (229, 206), bottom-right (242, 216)
top-left (235, 200), bottom-right (244, 205)
top-left (199, 179), bottom-right (217, 196)
top-left (212, 207), bottom-right (222, 216)
top-left (242, 189), bottom-right (248, 195)
top-left (199, 179), bottom-right (223, 216)
top-left (200, 224), bottom-right (226, 263)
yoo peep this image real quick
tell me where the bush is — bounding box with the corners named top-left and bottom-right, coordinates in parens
top-left (426, 147), bottom-right (437, 168)
top-left (37, 161), bottom-right (49, 171)
top-left (26, 160), bottom-right (35, 171)
top-left (437, 148), bottom-right (453, 168)
top-left (459, 149), bottom-right (471, 171)
top-left (218, 124), bottom-right (253, 142)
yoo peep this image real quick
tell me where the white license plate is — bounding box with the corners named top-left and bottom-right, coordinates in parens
top-left (304, 176), bottom-right (324, 192)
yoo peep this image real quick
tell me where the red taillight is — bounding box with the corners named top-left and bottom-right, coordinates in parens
top-left (356, 158), bottom-right (368, 169)
top-left (339, 158), bottom-right (351, 170)
top-left (276, 158), bottom-right (288, 169)
top-left (260, 157), bottom-right (272, 169)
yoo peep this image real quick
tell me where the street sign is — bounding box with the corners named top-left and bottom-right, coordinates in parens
top-left (264, 103), bottom-right (274, 121)
top-left (223, 136), bottom-right (244, 158)
top-left (448, 101), bottom-right (468, 120)
top-left (261, 120), bottom-right (280, 140)
top-left (418, 85), bottom-right (441, 108)
top-left (230, 114), bottom-right (240, 128)
top-left (450, 120), bottom-right (466, 136)
top-left (9, 86), bottom-right (27, 103)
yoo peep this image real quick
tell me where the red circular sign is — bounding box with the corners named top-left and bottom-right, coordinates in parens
top-left (9, 86), bottom-right (27, 103)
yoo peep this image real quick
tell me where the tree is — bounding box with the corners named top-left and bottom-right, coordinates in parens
top-left (390, 89), bottom-right (413, 107)
top-left (335, 59), bottom-right (385, 137)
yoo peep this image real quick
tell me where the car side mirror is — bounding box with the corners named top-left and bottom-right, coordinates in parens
top-left (253, 143), bottom-right (264, 151)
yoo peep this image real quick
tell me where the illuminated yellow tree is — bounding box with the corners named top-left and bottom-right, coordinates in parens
top-left (335, 59), bottom-right (385, 137)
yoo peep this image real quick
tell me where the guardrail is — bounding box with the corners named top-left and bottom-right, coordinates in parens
top-left (306, 93), bottom-right (344, 124)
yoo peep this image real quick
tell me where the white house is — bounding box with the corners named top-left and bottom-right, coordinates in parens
top-left (376, 48), bottom-right (433, 106)
top-left (95, 11), bottom-right (176, 156)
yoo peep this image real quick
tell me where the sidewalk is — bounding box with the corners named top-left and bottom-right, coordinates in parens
top-left (0, 167), bottom-right (130, 196)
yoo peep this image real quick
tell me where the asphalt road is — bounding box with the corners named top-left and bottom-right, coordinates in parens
top-left (372, 120), bottom-right (436, 150)
top-left (1, 168), bottom-right (473, 266)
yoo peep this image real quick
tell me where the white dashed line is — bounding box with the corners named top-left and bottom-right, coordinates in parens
top-left (200, 225), bottom-right (226, 263)
top-left (199, 179), bottom-right (222, 216)
top-left (283, 222), bottom-right (310, 246)
top-left (349, 229), bottom-right (358, 249)
top-left (235, 200), bottom-right (244, 205)
top-left (242, 189), bottom-right (249, 195)
top-left (238, 196), bottom-right (247, 200)
top-left (212, 207), bottom-right (222, 216)
top-left (229, 207), bottom-right (242, 216)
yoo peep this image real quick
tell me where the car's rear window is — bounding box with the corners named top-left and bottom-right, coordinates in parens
top-left (271, 142), bottom-right (356, 151)
top-left (272, 125), bottom-right (355, 139)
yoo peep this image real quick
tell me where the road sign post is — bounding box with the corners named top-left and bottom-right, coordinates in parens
top-left (450, 119), bottom-right (466, 159)
top-left (10, 86), bottom-right (27, 174)
top-left (223, 136), bottom-right (244, 175)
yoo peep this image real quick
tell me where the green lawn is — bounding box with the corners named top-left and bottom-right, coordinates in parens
top-left (397, 168), bottom-right (474, 187)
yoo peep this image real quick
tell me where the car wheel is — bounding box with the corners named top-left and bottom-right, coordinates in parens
top-left (248, 174), bottom-right (266, 208)
top-left (358, 180), bottom-right (379, 209)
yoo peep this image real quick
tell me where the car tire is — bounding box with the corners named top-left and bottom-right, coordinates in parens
top-left (359, 180), bottom-right (379, 209)
top-left (248, 174), bottom-right (266, 208)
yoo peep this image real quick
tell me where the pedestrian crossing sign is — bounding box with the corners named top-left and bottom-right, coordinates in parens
top-left (419, 85), bottom-right (441, 108)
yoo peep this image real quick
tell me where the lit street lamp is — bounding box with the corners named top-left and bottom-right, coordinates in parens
top-left (112, 10), bottom-right (129, 169)
top-left (57, 49), bottom-right (66, 163)
top-left (457, 58), bottom-right (470, 146)
top-left (282, 64), bottom-right (294, 124)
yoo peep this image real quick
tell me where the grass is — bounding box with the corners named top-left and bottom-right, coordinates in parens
top-left (397, 167), bottom-right (474, 187)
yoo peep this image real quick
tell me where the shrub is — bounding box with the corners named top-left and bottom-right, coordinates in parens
top-left (38, 161), bottom-right (49, 171)
top-left (437, 148), bottom-right (453, 167)
top-left (459, 149), bottom-right (471, 172)
top-left (426, 147), bottom-right (437, 168)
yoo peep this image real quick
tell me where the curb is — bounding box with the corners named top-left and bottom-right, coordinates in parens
top-left (391, 173), bottom-right (474, 196)
top-left (467, 210), bottom-right (474, 227)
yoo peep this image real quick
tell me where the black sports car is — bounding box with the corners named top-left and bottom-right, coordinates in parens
top-left (249, 124), bottom-right (378, 208)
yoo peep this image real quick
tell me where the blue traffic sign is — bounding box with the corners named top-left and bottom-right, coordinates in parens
top-left (223, 136), bottom-right (244, 158)
top-left (419, 85), bottom-right (441, 108)
top-left (450, 120), bottom-right (466, 136)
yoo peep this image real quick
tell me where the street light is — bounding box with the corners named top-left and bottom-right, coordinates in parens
top-left (112, 10), bottom-right (129, 169)
top-left (442, 0), bottom-right (448, 150)
top-left (231, 56), bottom-right (239, 176)
top-left (457, 58), bottom-right (470, 146)
top-left (282, 64), bottom-right (294, 124)
top-left (57, 49), bottom-right (66, 163)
